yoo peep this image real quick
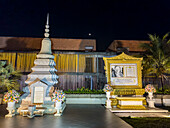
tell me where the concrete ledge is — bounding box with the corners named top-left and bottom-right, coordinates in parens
top-left (163, 99), bottom-right (170, 106)
top-left (66, 94), bottom-right (105, 98)
top-left (66, 98), bottom-right (106, 104)
top-left (114, 112), bottom-right (170, 118)
top-left (110, 107), bottom-right (169, 113)
top-left (66, 94), bottom-right (106, 104)
top-left (154, 94), bottom-right (170, 106)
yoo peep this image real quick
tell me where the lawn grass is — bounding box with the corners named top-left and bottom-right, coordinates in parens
top-left (121, 117), bottom-right (170, 128)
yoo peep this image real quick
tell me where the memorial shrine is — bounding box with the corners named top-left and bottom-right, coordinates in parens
top-left (18, 14), bottom-right (65, 116)
top-left (103, 52), bottom-right (146, 110)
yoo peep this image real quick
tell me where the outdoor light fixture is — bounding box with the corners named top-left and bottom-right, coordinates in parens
top-left (85, 46), bottom-right (94, 52)
top-left (85, 46), bottom-right (94, 50)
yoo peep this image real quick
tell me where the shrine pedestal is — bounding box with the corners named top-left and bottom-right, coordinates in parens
top-left (117, 97), bottom-right (146, 110)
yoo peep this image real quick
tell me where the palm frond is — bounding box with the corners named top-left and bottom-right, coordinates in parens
top-left (148, 34), bottom-right (155, 41)
top-left (167, 39), bottom-right (170, 44)
top-left (162, 32), bottom-right (169, 41)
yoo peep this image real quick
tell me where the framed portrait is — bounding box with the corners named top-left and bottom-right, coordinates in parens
top-left (103, 53), bottom-right (143, 89)
top-left (110, 63), bottom-right (138, 86)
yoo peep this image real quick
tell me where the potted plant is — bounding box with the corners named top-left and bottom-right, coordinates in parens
top-left (3, 89), bottom-right (20, 117)
top-left (103, 84), bottom-right (113, 108)
top-left (145, 84), bottom-right (156, 100)
top-left (103, 84), bottom-right (113, 99)
top-left (0, 61), bottom-right (21, 105)
top-left (145, 84), bottom-right (156, 108)
top-left (51, 90), bottom-right (66, 116)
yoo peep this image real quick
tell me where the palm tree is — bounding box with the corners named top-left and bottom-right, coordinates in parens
top-left (0, 61), bottom-right (21, 92)
top-left (140, 33), bottom-right (170, 91)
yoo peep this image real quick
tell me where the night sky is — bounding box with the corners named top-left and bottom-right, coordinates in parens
top-left (0, 0), bottom-right (170, 51)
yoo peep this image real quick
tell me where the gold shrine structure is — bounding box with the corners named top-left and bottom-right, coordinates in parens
top-left (103, 52), bottom-right (146, 109)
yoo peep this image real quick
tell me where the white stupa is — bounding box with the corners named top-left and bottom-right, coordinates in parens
top-left (18, 14), bottom-right (59, 114)
top-left (25, 13), bottom-right (58, 90)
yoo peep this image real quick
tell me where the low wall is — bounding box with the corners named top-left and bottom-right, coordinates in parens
top-left (66, 94), bottom-right (106, 104)
top-left (154, 94), bottom-right (170, 106)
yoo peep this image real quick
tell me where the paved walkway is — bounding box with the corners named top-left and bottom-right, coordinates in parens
top-left (0, 104), bottom-right (132, 128)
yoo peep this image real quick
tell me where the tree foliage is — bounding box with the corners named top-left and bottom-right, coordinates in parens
top-left (0, 61), bottom-right (21, 92)
top-left (140, 33), bottom-right (170, 90)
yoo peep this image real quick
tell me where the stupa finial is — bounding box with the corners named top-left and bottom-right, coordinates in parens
top-left (44, 13), bottom-right (50, 38)
top-left (38, 13), bottom-right (52, 56)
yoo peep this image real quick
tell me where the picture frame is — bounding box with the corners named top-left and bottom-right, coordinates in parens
top-left (103, 52), bottom-right (143, 89)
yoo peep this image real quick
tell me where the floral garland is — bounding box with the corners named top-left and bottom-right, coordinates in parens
top-left (145, 84), bottom-right (156, 93)
top-left (51, 90), bottom-right (66, 102)
top-left (3, 90), bottom-right (20, 103)
top-left (103, 84), bottom-right (113, 92)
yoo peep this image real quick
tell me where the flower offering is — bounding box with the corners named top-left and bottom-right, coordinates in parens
top-left (3, 90), bottom-right (20, 103)
top-left (51, 90), bottom-right (66, 102)
top-left (145, 84), bottom-right (156, 93)
top-left (103, 84), bottom-right (113, 92)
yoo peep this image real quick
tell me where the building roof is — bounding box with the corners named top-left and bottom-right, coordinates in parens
top-left (0, 37), bottom-right (96, 51)
top-left (107, 40), bottom-right (150, 52)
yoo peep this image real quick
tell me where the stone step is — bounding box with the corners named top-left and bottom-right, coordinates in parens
top-left (34, 59), bottom-right (56, 65)
top-left (31, 65), bottom-right (57, 71)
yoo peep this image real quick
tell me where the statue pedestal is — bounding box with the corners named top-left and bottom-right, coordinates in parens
top-left (54, 108), bottom-right (62, 116)
top-left (54, 102), bottom-right (66, 116)
top-left (148, 100), bottom-right (155, 108)
top-left (147, 92), bottom-right (155, 108)
top-left (5, 108), bottom-right (15, 118)
top-left (5, 102), bottom-right (16, 118)
top-left (106, 100), bottom-right (112, 108)
top-left (105, 92), bottom-right (112, 108)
